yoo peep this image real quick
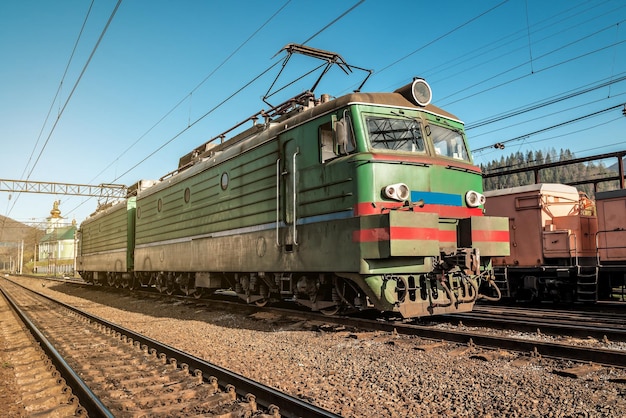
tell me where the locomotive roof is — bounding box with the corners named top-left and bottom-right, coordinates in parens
top-left (178, 90), bottom-right (463, 168)
top-left (288, 91), bottom-right (463, 125)
top-left (141, 89), bottom-right (466, 198)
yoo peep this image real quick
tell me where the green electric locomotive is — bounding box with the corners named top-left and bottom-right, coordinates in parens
top-left (78, 47), bottom-right (509, 318)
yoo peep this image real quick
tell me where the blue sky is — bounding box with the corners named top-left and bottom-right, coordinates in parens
top-left (0, 0), bottom-right (625, 226)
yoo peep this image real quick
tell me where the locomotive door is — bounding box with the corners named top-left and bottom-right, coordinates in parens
top-left (279, 139), bottom-right (300, 250)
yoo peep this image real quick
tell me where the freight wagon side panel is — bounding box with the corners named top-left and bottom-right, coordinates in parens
top-left (596, 189), bottom-right (626, 262)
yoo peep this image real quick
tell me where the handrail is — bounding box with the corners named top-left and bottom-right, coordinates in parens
top-left (275, 158), bottom-right (281, 247)
top-left (292, 148), bottom-right (300, 246)
top-left (595, 229), bottom-right (626, 265)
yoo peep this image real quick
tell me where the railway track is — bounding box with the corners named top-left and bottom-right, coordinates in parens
top-left (440, 304), bottom-right (626, 343)
top-left (13, 275), bottom-right (626, 368)
top-left (0, 286), bottom-right (88, 416)
top-left (0, 278), bottom-right (340, 417)
top-left (88, 280), bottom-right (626, 369)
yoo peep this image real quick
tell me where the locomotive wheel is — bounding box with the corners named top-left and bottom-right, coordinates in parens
top-left (254, 298), bottom-right (269, 307)
top-left (179, 283), bottom-right (193, 296)
top-left (155, 273), bottom-right (167, 293)
top-left (192, 288), bottom-right (204, 299)
top-left (128, 276), bottom-right (138, 290)
top-left (107, 273), bottom-right (115, 287)
top-left (319, 276), bottom-right (359, 316)
top-left (320, 305), bottom-right (340, 316)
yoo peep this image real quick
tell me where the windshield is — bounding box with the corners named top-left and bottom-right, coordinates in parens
top-left (430, 124), bottom-right (470, 162)
top-left (366, 116), bottom-right (425, 153)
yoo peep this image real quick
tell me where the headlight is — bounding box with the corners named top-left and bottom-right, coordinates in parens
top-left (394, 78), bottom-right (432, 107)
top-left (384, 183), bottom-right (410, 202)
top-left (465, 190), bottom-right (486, 208)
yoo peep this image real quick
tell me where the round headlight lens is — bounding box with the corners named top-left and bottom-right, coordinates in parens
top-left (411, 78), bottom-right (432, 107)
top-left (384, 183), bottom-right (411, 201)
top-left (465, 190), bottom-right (486, 208)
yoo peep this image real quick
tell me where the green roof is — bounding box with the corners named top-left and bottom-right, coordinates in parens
top-left (40, 226), bottom-right (77, 242)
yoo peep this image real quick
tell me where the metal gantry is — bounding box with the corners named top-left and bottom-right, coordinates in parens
top-left (0, 179), bottom-right (127, 199)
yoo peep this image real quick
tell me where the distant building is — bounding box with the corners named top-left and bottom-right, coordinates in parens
top-left (35, 201), bottom-right (77, 275)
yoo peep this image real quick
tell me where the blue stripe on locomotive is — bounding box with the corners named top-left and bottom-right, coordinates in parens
top-left (411, 191), bottom-right (462, 206)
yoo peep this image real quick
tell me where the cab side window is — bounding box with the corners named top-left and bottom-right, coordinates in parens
top-left (319, 121), bottom-right (336, 163)
top-left (319, 113), bottom-right (356, 163)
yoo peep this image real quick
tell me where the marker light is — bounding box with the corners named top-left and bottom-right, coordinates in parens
top-left (384, 183), bottom-right (410, 202)
top-left (465, 190), bottom-right (486, 208)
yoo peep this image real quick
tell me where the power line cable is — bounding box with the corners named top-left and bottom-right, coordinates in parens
top-left (425, 1), bottom-right (605, 84)
top-left (101, 0), bottom-right (364, 185)
top-left (109, 61), bottom-right (282, 184)
top-left (3, 0), bottom-right (121, 234)
top-left (440, 21), bottom-right (626, 106)
top-left (24, 0), bottom-right (123, 183)
top-left (467, 72), bottom-right (626, 130)
top-left (301, 0), bottom-right (364, 45)
top-left (375, 0), bottom-right (511, 76)
top-left (86, 1), bottom-right (292, 186)
top-left (473, 103), bottom-right (625, 152)
top-left (20, 0), bottom-right (95, 182)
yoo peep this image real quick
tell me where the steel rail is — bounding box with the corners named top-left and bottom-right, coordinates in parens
top-left (8, 279), bottom-right (341, 418)
top-left (0, 286), bottom-right (115, 418)
top-left (23, 276), bottom-right (626, 368)
top-left (330, 315), bottom-right (626, 368)
top-left (438, 312), bottom-right (626, 343)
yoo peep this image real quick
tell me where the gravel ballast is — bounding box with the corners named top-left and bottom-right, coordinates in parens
top-left (6, 277), bottom-right (626, 417)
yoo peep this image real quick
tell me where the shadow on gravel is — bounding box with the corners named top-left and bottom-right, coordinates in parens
top-left (14, 277), bottom-right (358, 334)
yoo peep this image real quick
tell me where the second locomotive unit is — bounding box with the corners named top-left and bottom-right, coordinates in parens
top-left (78, 50), bottom-right (509, 318)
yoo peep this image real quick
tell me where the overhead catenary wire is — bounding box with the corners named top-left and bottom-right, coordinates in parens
top-left (375, 0), bottom-right (511, 76)
top-left (2, 0), bottom-right (95, 235)
top-left (102, 0), bottom-right (364, 184)
top-left (85, 0), bottom-right (293, 186)
top-left (439, 24), bottom-right (626, 107)
top-left (415, 0), bottom-right (606, 88)
top-left (466, 72), bottom-right (626, 130)
top-left (19, 0), bottom-right (95, 183)
top-left (473, 103), bottom-right (626, 153)
top-left (1, 0), bottom-right (121, 241)
top-left (4, 0), bottom-right (123, 222)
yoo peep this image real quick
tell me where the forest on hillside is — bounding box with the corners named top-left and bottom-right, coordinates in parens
top-left (0, 216), bottom-right (43, 273)
top-left (480, 148), bottom-right (622, 197)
